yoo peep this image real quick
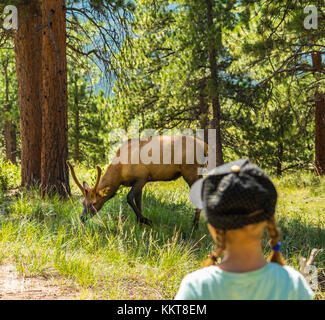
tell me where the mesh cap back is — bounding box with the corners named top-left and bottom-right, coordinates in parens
top-left (190, 159), bottom-right (277, 230)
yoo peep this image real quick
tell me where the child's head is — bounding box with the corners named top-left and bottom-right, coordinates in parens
top-left (190, 159), bottom-right (285, 267)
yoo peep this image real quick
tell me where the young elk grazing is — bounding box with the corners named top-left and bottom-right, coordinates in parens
top-left (67, 135), bottom-right (208, 228)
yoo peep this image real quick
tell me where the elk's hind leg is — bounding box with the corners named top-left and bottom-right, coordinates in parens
top-left (127, 180), bottom-right (151, 226)
top-left (193, 208), bottom-right (201, 229)
top-left (135, 189), bottom-right (142, 212)
top-left (182, 170), bottom-right (202, 230)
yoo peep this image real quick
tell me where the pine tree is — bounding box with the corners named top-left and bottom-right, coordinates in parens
top-left (112, 0), bottom-right (253, 165)
top-left (13, 0), bottom-right (42, 186)
top-left (40, 0), bottom-right (69, 197)
top-left (0, 46), bottom-right (19, 164)
top-left (232, 0), bottom-right (325, 174)
top-left (0, 0), bottom-right (134, 195)
top-left (68, 62), bottom-right (107, 167)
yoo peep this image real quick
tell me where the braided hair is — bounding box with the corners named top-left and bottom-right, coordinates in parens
top-left (266, 216), bottom-right (286, 266)
top-left (194, 159), bottom-right (285, 268)
top-left (202, 217), bottom-right (286, 267)
top-left (202, 229), bottom-right (226, 267)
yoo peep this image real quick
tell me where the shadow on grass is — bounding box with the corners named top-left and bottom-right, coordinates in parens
top-left (275, 215), bottom-right (325, 298)
top-left (2, 187), bottom-right (324, 285)
top-left (275, 215), bottom-right (325, 267)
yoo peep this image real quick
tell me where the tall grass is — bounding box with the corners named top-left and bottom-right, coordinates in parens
top-left (0, 165), bottom-right (324, 299)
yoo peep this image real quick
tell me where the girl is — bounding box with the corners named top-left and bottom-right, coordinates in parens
top-left (175, 159), bottom-right (314, 300)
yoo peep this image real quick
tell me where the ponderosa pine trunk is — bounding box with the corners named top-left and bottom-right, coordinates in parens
top-left (276, 141), bottom-right (283, 177)
top-left (74, 108), bottom-right (80, 164)
top-left (73, 76), bottom-right (80, 163)
top-left (206, 0), bottom-right (223, 166)
top-left (3, 55), bottom-right (17, 164)
top-left (40, 0), bottom-right (70, 197)
top-left (198, 78), bottom-right (209, 146)
top-left (14, 1), bottom-right (42, 184)
top-left (4, 107), bottom-right (17, 165)
top-left (312, 52), bottom-right (325, 175)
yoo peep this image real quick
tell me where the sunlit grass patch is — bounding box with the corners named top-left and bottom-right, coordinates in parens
top-left (0, 167), bottom-right (324, 299)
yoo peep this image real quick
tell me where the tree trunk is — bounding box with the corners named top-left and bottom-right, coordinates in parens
top-left (312, 52), bottom-right (325, 175)
top-left (3, 109), bottom-right (17, 165)
top-left (276, 141), bottom-right (283, 177)
top-left (14, 1), bottom-right (42, 184)
top-left (4, 117), bottom-right (13, 163)
top-left (3, 55), bottom-right (17, 164)
top-left (74, 78), bottom-right (80, 163)
top-left (206, 0), bottom-right (223, 166)
top-left (10, 124), bottom-right (17, 163)
top-left (40, 0), bottom-right (70, 197)
top-left (198, 79), bottom-right (209, 145)
top-left (210, 95), bottom-right (223, 165)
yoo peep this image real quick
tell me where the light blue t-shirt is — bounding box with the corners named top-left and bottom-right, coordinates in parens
top-left (175, 262), bottom-right (314, 300)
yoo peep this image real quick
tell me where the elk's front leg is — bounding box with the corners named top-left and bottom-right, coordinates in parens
top-left (127, 180), bottom-right (151, 225)
top-left (182, 174), bottom-right (202, 230)
top-left (135, 189), bottom-right (142, 213)
top-left (193, 209), bottom-right (201, 230)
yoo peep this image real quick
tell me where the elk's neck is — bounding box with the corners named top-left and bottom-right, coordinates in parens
top-left (98, 164), bottom-right (121, 197)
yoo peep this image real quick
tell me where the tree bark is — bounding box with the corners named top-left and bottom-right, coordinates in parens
top-left (74, 77), bottom-right (80, 163)
top-left (40, 0), bottom-right (70, 197)
top-left (14, 1), bottom-right (42, 184)
top-left (206, 0), bottom-right (223, 166)
top-left (198, 79), bottom-right (209, 145)
top-left (3, 55), bottom-right (17, 164)
top-left (312, 52), bottom-right (325, 175)
top-left (276, 141), bottom-right (283, 177)
top-left (3, 109), bottom-right (17, 165)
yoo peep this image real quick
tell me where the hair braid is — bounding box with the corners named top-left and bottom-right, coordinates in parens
top-left (202, 229), bottom-right (226, 267)
top-left (266, 217), bottom-right (286, 266)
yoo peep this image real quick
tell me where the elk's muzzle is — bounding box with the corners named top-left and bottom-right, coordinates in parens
top-left (80, 206), bottom-right (88, 223)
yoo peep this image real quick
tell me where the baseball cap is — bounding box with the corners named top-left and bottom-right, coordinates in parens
top-left (190, 159), bottom-right (277, 230)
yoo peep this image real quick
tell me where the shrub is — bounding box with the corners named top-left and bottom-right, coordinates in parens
top-left (0, 160), bottom-right (20, 192)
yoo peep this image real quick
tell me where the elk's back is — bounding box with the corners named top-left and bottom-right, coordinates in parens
top-left (114, 135), bottom-right (207, 183)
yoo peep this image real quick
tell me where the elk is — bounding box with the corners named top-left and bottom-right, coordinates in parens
top-left (67, 135), bottom-right (208, 227)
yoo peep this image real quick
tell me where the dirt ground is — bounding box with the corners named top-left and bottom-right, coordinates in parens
top-left (0, 264), bottom-right (80, 300)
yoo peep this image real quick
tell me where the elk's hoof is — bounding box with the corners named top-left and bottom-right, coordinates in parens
top-left (138, 217), bottom-right (152, 226)
top-left (192, 221), bottom-right (199, 230)
top-left (80, 215), bottom-right (87, 224)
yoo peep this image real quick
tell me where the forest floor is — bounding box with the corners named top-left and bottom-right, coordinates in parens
top-left (0, 263), bottom-right (79, 300)
top-left (0, 166), bottom-right (324, 300)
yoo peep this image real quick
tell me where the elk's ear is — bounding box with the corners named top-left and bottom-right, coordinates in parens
top-left (98, 186), bottom-right (110, 197)
top-left (83, 181), bottom-right (91, 193)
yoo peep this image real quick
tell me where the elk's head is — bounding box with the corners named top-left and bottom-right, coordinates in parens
top-left (67, 161), bottom-right (111, 222)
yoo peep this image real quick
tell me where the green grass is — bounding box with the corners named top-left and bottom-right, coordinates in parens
top-left (0, 166), bottom-right (324, 299)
